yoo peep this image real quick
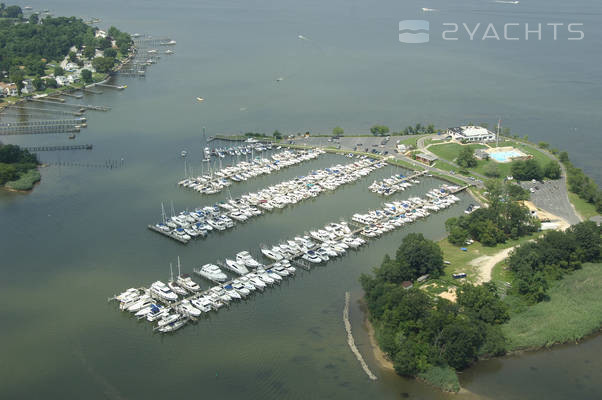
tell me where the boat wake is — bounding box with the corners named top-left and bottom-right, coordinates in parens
top-left (494, 0), bottom-right (519, 4)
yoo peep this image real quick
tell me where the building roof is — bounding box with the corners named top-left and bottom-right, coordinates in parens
top-left (416, 153), bottom-right (438, 161)
top-left (458, 126), bottom-right (493, 137)
top-left (401, 281), bottom-right (413, 289)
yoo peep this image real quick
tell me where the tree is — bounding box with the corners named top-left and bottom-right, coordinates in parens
top-left (28, 13), bottom-right (39, 24)
top-left (558, 151), bottom-right (569, 164)
top-left (83, 46), bottom-right (95, 59)
top-left (483, 162), bottom-right (500, 178)
top-left (44, 78), bottom-right (57, 88)
top-left (457, 146), bottom-right (477, 168)
top-left (370, 124), bottom-right (390, 136)
top-left (9, 69), bottom-right (24, 94)
top-left (332, 126), bottom-right (344, 136)
top-left (96, 36), bottom-right (112, 50)
top-left (91, 57), bottom-right (115, 73)
top-left (544, 160), bottom-right (561, 179)
top-left (53, 66), bottom-right (64, 76)
top-left (80, 69), bottom-right (93, 84)
top-left (32, 78), bottom-right (44, 91)
top-left (395, 233), bottom-right (444, 279)
top-left (457, 283), bottom-right (509, 325)
top-left (511, 158), bottom-right (543, 181)
top-left (0, 163), bottom-right (18, 185)
top-left (538, 142), bottom-right (549, 149)
top-left (272, 130), bottom-right (282, 140)
top-left (103, 48), bottom-right (117, 58)
top-left (68, 51), bottom-right (77, 62)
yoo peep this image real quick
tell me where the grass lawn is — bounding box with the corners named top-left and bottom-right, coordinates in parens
top-left (438, 233), bottom-right (540, 285)
top-left (428, 143), bottom-right (487, 162)
top-left (568, 192), bottom-right (600, 220)
top-left (502, 263), bottom-right (602, 350)
top-left (3, 169), bottom-right (41, 191)
top-left (400, 134), bottom-right (428, 148)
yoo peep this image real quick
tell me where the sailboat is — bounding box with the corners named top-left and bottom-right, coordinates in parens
top-left (168, 262), bottom-right (188, 296)
top-left (176, 256), bottom-right (201, 292)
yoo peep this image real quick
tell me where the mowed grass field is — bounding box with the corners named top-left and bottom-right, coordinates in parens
top-left (502, 263), bottom-right (602, 351)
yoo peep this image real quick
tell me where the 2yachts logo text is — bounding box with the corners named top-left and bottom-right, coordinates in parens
top-left (399, 20), bottom-right (584, 43)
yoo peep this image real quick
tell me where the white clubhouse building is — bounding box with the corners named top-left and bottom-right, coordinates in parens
top-left (447, 126), bottom-right (496, 143)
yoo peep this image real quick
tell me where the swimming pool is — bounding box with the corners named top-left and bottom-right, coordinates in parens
top-left (489, 150), bottom-right (523, 162)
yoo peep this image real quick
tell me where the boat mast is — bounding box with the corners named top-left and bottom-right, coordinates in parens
top-left (496, 118), bottom-right (501, 147)
top-left (161, 202), bottom-right (167, 224)
top-left (170, 262), bottom-right (174, 282)
top-left (177, 256), bottom-right (182, 278)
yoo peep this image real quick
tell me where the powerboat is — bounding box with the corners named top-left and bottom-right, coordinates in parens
top-left (261, 248), bottom-right (283, 261)
top-left (190, 297), bottom-right (213, 313)
top-left (194, 264), bottom-right (228, 282)
top-left (177, 274), bottom-right (201, 292)
top-left (178, 299), bottom-right (202, 317)
top-left (150, 281), bottom-right (179, 302)
top-left (224, 259), bottom-right (250, 275)
top-left (236, 251), bottom-right (261, 267)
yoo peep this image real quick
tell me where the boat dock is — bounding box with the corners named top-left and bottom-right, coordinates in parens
top-left (96, 83), bottom-right (126, 90)
top-left (31, 99), bottom-right (111, 111)
top-left (0, 118), bottom-right (86, 135)
top-left (25, 144), bottom-right (93, 152)
top-left (7, 105), bottom-right (84, 116)
top-left (112, 185), bottom-right (465, 333)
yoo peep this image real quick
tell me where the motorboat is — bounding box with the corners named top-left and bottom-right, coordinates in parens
top-left (178, 299), bottom-right (202, 317)
top-left (150, 281), bottom-right (178, 302)
top-left (190, 297), bottom-right (213, 313)
top-left (223, 284), bottom-right (242, 300)
top-left (232, 280), bottom-right (251, 296)
top-left (158, 318), bottom-right (187, 333)
top-left (236, 251), bottom-right (261, 268)
top-left (177, 274), bottom-right (202, 292)
top-left (157, 313), bottom-right (181, 327)
top-left (261, 248), bottom-right (283, 261)
top-left (245, 273), bottom-right (266, 290)
top-left (194, 264), bottom-right (228, 282)
top-left (224, 259), bottom-right (250, 275)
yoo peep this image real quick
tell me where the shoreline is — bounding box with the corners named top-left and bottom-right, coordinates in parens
top-left (358, 298), bottom-right (395, 371)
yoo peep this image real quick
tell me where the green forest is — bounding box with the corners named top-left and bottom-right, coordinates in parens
top-left (0, 4), bottom-right (132, 93)
top-left (361, 222), bottom-right (600, 391)
top-left (0, 143), bottom-right (38, 185)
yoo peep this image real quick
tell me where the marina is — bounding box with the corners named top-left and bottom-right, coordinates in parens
top-left (152, 157), bottom-right (387, 244)
top-left (113, 184), bottom-right (464, 334)
top-left (178, 148), bottom-right (323, 195)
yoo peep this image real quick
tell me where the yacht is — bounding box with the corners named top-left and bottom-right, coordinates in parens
top-left (261, 248), bottom-right (283, 261)
top-left (176, 274), bottom-right (201, 292)
top-left (245, 273), bottom-right (266, 290)
top-left (303, 250), bottom-right (322, 263)
top-left (158, 318), bottom-right (187, 333)
top-left (167, 281), bottom-right (188, 296)
top-left (194, 264), bottom-right (228, 282)
top-left (150, 281), bottom-right (178, 302)
top-left (146, 305), bottom-right (168, 322)
top-left (232, 280), bottom-right (251, 296)
top-left (157, 313), bottom-right (181, 328)
top-left (190, 297), bottom-right (213, 313)
top-left (224, 259), bottom-right (250, 275)
top-left (223, 284), bottom-right (243, 300)
top-left (236, 251), bottom-right (261, 268)
top-left (178, 299), bottom-right (202, 317)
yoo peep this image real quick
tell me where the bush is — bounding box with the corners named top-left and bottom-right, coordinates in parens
top-left (418, 365), bottom-right (460, 392)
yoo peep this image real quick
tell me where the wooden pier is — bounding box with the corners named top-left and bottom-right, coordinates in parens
top-left (0, 118), bottom-right (86, 135)
top-left (31, 99), bottom-right (111, 111)
top-left (25, 144), bottom-right (93, 152)
top-left (7, 105), bottom-right (84, 116)
top-left (96, 83), bottom-right (126, 90)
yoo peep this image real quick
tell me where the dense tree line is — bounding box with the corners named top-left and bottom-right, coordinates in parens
top-left (0, 143), bottom-right (38, 185)
top-left (402, 123), bottom-right (436, 135)
top-left (508, 221), bottom-right (601, 303)
top-left (0, 15), bottom-right (94, 76)
top-left (559, 152), bottom-right (602, 213)
top-left (445, 181), bottom-right (539, 246)
top-left (510, 158), bottom-right (561, 181)
top-left (361, 235), bottom-right (508, 378)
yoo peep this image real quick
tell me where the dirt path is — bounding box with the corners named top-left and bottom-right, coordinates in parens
top-left (472, 247), bottom-right (516, 284)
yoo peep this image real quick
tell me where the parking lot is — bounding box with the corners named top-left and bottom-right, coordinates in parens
top-left (520, 179), bottom-right (581, 225)
top-left (291, 135), bottom-right (417, 156)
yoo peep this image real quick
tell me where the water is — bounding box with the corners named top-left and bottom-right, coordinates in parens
top-left (1, 0), bottom-right (601, 399)
top-left (489, 149), bottom-right (523, 162)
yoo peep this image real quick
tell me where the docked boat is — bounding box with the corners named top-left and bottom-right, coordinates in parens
top-left (236, 251), bottom-right (261, 268)
top-left (261, 248), bottom-right (283, 261)
top-left (178, 299), bottom-right (202, 317)
top-left (194, 264), bottom-right (228, 282)
top-left (224, 259), bottom-right (250, 275)
top-left (150, 281), bottom-right (178, 302)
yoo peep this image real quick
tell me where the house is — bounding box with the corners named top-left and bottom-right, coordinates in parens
top-left (415, 153), bottom-right (438, 166)
top-left (447, 126), bottom-right (496, 142)
top-left (20, 79), bottom-right (34, 94)
top-left (401, 281), bottom-right (413, 290)
top-left (396, 144), bottom-right (408, 153)
top-left (0, 82), bottom-right (18, 97)
top-left (55, 75), bottom-right (68, 86)
top-left (95, 29), bottom-right (107, 38)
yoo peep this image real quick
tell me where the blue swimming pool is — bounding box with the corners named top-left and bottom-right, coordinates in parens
top-left (490, 150), bottom-right (523, 162)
